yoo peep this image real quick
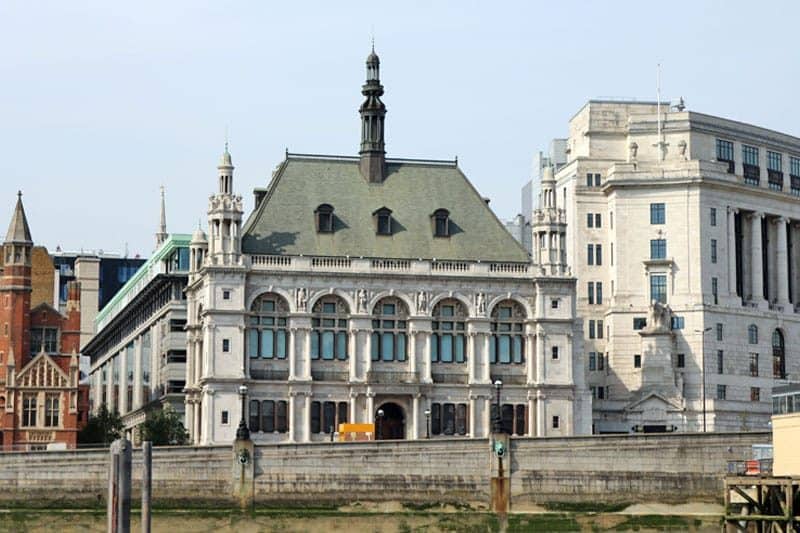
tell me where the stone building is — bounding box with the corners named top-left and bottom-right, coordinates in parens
top-left (535, 99), bottom-right (800, 433)
top-left (183, 49), bottom-right (590, 445)
top-left (0, 193), bottom-right (87, 450)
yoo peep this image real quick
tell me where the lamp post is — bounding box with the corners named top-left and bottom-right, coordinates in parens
top-left (424, 408), bottom-right (431, 439)
top-left (695, 327), bottom-right (713, 433)
top-left (376, 408), bottom-right (385, 440)
top-left (492, 379), bottom-right (503, 433)
top-left (236, 384), bottom-right (250, 440)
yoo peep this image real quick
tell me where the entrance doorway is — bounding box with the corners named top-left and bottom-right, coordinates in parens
top-left (375, 402), bottom-right (405, 440)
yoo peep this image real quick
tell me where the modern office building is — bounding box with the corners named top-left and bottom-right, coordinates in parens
top-left (183, 49), bottom-right (591, 445)
top-left (83, 234), bottom-right (189, 439)
top-left (535, 99), bottom-right (800, 433)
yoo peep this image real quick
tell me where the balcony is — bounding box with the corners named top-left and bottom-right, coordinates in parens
top-left (249, 254), bottom-right (531, 279)
top-left (743, 164), bottom-right (760, 186)
top-left (366, 370), bottom-right (418, 384)
top-left (768, 170), bottom-right (784, 191)
top-left (431, 372), bottom-right (468, 384)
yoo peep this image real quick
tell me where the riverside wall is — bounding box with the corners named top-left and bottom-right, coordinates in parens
top-left (0, 432), bottom-right (769, 507)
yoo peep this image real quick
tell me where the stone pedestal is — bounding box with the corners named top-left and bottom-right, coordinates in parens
top-left (638, 330), bottom-right (674, 390)
top-left (490, 432), bottom-right (510, 514)
top-left (232, 438), bottom-right (255, 510)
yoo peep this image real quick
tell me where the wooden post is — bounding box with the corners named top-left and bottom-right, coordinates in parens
top-left (110, 439), bottom-right (132, 533)
top-left (142, 441), bottom-right (152, 533)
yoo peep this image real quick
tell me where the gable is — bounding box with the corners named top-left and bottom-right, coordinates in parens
top-left (16, 353), bottom-right (71, 389)
top-left (242, 156), bottom-right (530, 263)
top-left (625, 392), bottom-right (682, 414)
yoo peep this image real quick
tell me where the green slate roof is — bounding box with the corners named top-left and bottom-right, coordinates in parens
top-left (242, 155), bottom-right (530, 262)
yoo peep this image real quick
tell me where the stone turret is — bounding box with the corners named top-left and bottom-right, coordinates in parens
top-left (359, 47), bottom-right (387, 183)
top-left (207, 145), bottom-right (243, 266)
top-left (531, 166), bottom-right (568, 275)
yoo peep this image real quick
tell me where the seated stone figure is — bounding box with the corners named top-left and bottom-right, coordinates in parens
top-left (646, 300), bottom-right (672, 333)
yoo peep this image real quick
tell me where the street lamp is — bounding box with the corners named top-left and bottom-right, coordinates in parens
top-left (376, 408), bottom-right (385, 440)
top-left (695, 327), bottom-right (713, 433)
top-left (236, 384), bottom-right (250, 440)
top-left (424, 408), bottom-right (431, 439)
top-left (493, 379), bottom-right (503, 433)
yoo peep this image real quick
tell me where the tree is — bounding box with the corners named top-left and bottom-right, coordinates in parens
top-left (78, 404), bottom-right (123, 446)
top-left (140, 405), bottom-right (188, 446)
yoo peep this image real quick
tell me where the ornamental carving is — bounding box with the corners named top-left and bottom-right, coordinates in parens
top-left (295, 287), bottom-right (308, 312)
top-left (415, 291), bottom-right (429, 314)
top-left (475, 292), bottom-right (487, 316)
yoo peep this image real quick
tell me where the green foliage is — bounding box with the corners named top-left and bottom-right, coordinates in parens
top-left (77, 404), bottom-right (123, 446)
top-left (141, 405), bottom-right (189, 446)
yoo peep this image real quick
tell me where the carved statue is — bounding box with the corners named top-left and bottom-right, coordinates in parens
top-left (678, 139), bottom-right (687, 159)
top-left (646, 300), bottom-right (672, 333)
top-left (475, 292), bottom-right (486, 315)
top-left (628, 142), bottom-right (638, 161)
top-left (295, 288), bottom-right (307, 312)
top-left (416, 291), bottom-right (428, 314)
top-left (357, 289), bottom-right (368, 313)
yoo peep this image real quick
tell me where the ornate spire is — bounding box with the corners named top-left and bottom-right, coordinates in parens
top-left (156, 185), bottom-right (168, 246)
top-left (218, 142), bottom-right (234, 194)
top-left (5, 191), bottom-right (32, 245)
top-left (359, 47), bottom-right (386, 183)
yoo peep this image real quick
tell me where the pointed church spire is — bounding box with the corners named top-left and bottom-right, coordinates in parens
top-left (359, 47), bottom-right (386, 183)
top-left (5, 191), bottom-right (32, 245)
top-left (156, 185), bottom-right (168, 247)
top-left (218, 142), bottom-right (234, 194)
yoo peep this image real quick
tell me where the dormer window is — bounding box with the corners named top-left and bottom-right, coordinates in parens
top-left (373, 207), bottom-right (393, 236)
top-left (432, 209), bottom-right (450, 237)
top-left (314, 204), bottom-right (334, 233)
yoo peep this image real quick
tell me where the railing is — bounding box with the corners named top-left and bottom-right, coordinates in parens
top-left (366, 370), bottom-right (418, 384)
top-left (311, 369), bottom-right (349, 382)
top-left (743, 164), bottom-right (760, 185)
top-left (249, 255), bottom-right (533, 278)
top-left (431, 372), bottom-right (468, 384)
top-left (249, 368), bottom-right (290, 381)
top-left (727, 459), bottom-right (773, 476)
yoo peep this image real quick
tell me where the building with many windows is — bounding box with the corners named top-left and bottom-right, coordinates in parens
top-left (534, 99), bottom-right (800, 433)
top-left (0, 193), bottom-right (87, 450)
top-left (183, 49), bottom-right (590, 444)
top-left (83, 234), bottom-right (190, 440)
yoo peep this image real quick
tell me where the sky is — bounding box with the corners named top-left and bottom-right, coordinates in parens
top-left (1, 1), bottom-right (799, 258)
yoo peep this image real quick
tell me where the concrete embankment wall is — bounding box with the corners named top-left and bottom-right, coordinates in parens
top-left (0, 432), bottom-right (769, 507)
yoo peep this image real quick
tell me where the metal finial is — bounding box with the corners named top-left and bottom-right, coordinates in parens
top-left (17, 190), bottom-right (22, 199)
top-left (224, 125), bottom-right (229, 153)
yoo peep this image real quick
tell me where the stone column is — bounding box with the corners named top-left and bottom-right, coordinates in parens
top-left (366, 393), bottom-right (375, 426)
top-left (749, 212), bottom-right (764, 305)
top-left (467, 332), bottom-right (476, 383)
top-left (483, 334), bottom-right (491, 382)
top-left (408, 330), bottom-right (417, 377)
top-left (535, 330), bottom-right (545, 385)
top-left (119, 349), bottom-right (128, 415)
top-left (365, 331), bottom-right (373, 377)
top-left (287, 392), bottom-right (296, 443)
top-left (410, 394), bottom-right (419, 440)
top-left (525, 327), bottom-right (535, 385)
top-left (106, 360), bottom-right (115, 413)
top-left (421, 332), bottom-right (432, 383)
top-left (185, 401), bottom-right (194, 441)
top-left (775, 216), bottom-right (790, 308)
top-left (133, 338), bottom-right (142, 409)
top-left (347, 329), bottom-right (357, 381)
top-left (727, 207), bottom-right (739, 297)
top-left (527, 396), bottom-right (536, 437)
top-left (288, 329), bottom-right (296, 380)
top-left (300, 328), bottom-right (311, 380)
top-left (302, 393), bottom-right (311, 442)
top-left (536, 392), bottom-right (546, 437)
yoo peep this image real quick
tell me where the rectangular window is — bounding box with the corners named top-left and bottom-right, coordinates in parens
top-left (717, 350), bottom-right (724, 374)
top-left (597, 320), bottom-right (604, 339)
top-left (791, 157), bottom-right (800, 196)
top-left (44, 394), bottom-right (59, 428)
top-left (552, 415), bottom-right (560, 429)
top-left (716, 139), bottom-right (735, 173)
top-left (743, 145), bottom-right (760, 185)
top-left (670, 316), bottom-right (684, 329)
top-left (596, 283), bottom-right (603, 305)
top-left (595, 213), bottom-right (602, 227)
top-left (551, 346), bottom-right (559, 359)
top-left (716, 323), bottom-right (723, 341)
top-left (751, 387), bottom-right (760, 402)
top-left (710, 239), bottom-right (717, 263)
top-left (712, 277), bottom-right (718, 305)
top-left (768, 151), bottom-right (782, 171)
top-left (222, 339), bottom-right (230, 352)
top-left (634, 354), bottom-right (641, 368)
top-left (222, 290), bottom-right (231, 300)
top-left (650, 239), bottom-right (667, 259)
top-left (595, 244), bottom-right (602, 265)
top-left (551, 299), bottom-right (559, 309)
top-left (431, 403), bottom-right (441, 435)
top-left (650, 203), bottom-right (665, 225)
top-left (749, 352), bottom-right (759, 377)
top-left (587, 244), bottom-right (594, 265)
top-left (22, 394), bottom-right (37, 427)
top-left (710, 207), bottom-right (717, 226)
top-left (249, 400), bottom-right (260, 432)
top-left (676, 353), bottom-right (685, 368)
top-left (310, 401), bottom-right (321, 433)
top-left (276, 401), bottom-right (288, 432)
top-left (221, 410), bottom-right (229, 425)
top-left (588, 282), bottom-right (595, 305)
top-left (588, 319), bottom-right (595, 339)
top-left (589, 352), bottom-right (596, 371)
top-left (587, 213), bottom-right (594, 228)
top-left (633, 317), bottom-right (647, 330)
top-left (586, 173), bottom-right (593, 187)
top-left (650, 274), bottom-right (667, 304)
top-left (716, 384), bottom-right (727, 400)
top-left (323, 401), bottom-right (336, 433)
top-left (262, 400), bottom-right (275, 433)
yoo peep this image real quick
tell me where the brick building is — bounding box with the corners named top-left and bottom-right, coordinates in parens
top-left (0, 192), bottom-right (87, 450)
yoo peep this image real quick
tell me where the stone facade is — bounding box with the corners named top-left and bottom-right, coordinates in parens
top-left (183, 50), bottom-right (590, 445)
top-left (535, 100), bottom-right (800, 433)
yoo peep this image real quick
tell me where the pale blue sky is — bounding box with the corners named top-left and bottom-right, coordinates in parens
top-left (2, 1), bottom-right (799, 257)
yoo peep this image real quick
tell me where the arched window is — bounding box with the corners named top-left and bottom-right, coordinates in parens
top-left (490, 300), bottom-right (526, 364)
top-left (373, 207), bottom-right (393, 236)
top-left (432, 208), bottom-right (450, 237)
top-left (248, 294), bottom-right (289, 359)
top-left (314, 203), bottom-right (334, 233)
top-left (773, 329), bottom-right (786, 379)
top-left (748, 324), bottom-right (758, 345)
top-left (431, 299), bottom-right (467, 363)
top-left (312, 296), bottom-right (349, 360)
top-left (371, 297), bottom-right (408, 361)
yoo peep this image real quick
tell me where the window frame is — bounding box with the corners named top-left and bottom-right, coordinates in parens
top-left (314, 203), bottom-right (335, 233)
top-left (372, 297), bottom-right (409, 362)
